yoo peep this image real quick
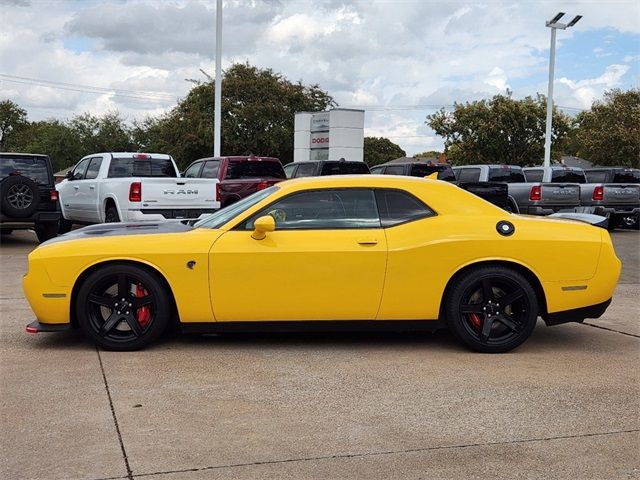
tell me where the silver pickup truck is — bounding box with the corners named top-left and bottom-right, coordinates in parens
top-left (525, 166), bottom-right (640, 229)
top-left (453, 164), bottom-right (581, 215)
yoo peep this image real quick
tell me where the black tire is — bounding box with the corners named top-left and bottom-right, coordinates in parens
top-left (445, 266), bottom-right (538, 353)
top-left (615, 214), bottom-right (639, 230)
top-left (58, 217), bottom-right (73, 234)
top-left (75, 264), bottom-right (170, 350)
top-left (105, 206), bottom-right (120, 223)
top-left (35, 222), bottom-right (59, 243)
top-left (0, 176), bottom-right (40, 218)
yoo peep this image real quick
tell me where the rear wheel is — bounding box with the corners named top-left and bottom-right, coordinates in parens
top-left (445, 266), bottom-right (538, 353)
top-left (105, 206), bottom-right (120, 223)
top-left (35, 222), bottom-right (59, 243)
top-left (76, 264), bottom-right (170, 350)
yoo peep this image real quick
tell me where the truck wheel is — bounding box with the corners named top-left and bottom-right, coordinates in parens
top-left (105, 206), bottom-right (120, 223)
top-left (445, 266), bottom-right (538, 353)
top-left (58, 217), bottom-right (73, 234)
top-left (35, 222), bottom-right (59, 243)
top-left (1, 176), bottom-right (40, 218)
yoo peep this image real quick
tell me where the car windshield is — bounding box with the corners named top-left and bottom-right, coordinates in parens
top-left (0, 155), bottom-right (50, 184)
top-left (108, 157), bottom-right (177, 178)
top-left (194, 186), bottom-right (279, 229)
top-left (612, 170), bottom-right (640, 183)
top-left (551, 169), bottom-right (586, 183)
top-left (225, 161), bottom-right (285, 179)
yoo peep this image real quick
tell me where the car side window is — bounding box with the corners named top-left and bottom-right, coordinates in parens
top-left (524, 169), bottom-right (543, 182)
top-left (201, 161), bottom-right (220, 178)
top-left (245, 189), bottom-right (380, 230)
top-left (84, 157), bottom-right (103, 180)
top-left (183, 162), bottom-right (203, 178)
top-left (457, 168), bottom-right (481, 183)
top-left (71, 158), bottom-right (90, 180)
top-left (294, 163), bottom-right (316, 178)
top-left (375, 189), bottom-right (435, 227)
top-left (370, 166), bottom-right (384, 174)
top-left (283, 163), bottom-right (297, 178)
top-left (384, 165), bottom-right (405, 175)
top-left (585, 171), bottom-right (606, 183)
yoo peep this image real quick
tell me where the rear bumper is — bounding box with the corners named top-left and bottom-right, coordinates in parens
top-left (594, 206), bottom-right (640, 216)
top-left (543, 298), bottom-right (612, 326)
top-left (127, 209), bottom-right (216, 221)
top-left (526, 205), bottom-right (578, 215)
top-left (0, 210), bottom-right (61, 228)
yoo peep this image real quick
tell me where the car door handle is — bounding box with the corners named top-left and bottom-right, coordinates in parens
top-left (73, 186), bottom-right (79, 190)
top-left (357, 239), bottom-right (378, 246)
top-left (89, 185), bottom-right (95, 189)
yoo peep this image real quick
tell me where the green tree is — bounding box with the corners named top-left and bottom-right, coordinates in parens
top-left (575, 89), bottom-right (640, 167)
top-left (70, 111), bottom-right (137, 155)
top-left (427, 93), bottom-right (572, 166)
top-left (363, 136), bottom-right (406, 166)
top-left (0, 100), bottom-right (28, 151)
top-left (9, 120), bottom-right (83, 172)
top-left (414, 150), bottom-right (442, 159)
top-left (139, 63), bottom-right (335, 169)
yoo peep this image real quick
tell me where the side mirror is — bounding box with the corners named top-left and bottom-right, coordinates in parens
top-left (251, 215), bottom-right (276, 240)
top-left (66, 170), bottom-right (74, 180)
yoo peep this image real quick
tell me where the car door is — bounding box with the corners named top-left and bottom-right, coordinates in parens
top-left (79, 156), bottom-right (103, 222)
top-left (58, 157), bottom-right (90, 221)
top-left (283, 163), bottom-right (297, 178)
top-left (209, 188), bottom-right (387, 322)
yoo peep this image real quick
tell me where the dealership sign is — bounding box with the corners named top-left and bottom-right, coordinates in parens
top-left (310, 112), bottom-right (330, 132)
top-left (310, 131), bottom-right (330, 149)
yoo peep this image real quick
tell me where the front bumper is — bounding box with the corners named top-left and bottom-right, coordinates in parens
top-left (26, 320), bottom-right (72, 333)
top-left (543, 298), bottom-right (612, 326)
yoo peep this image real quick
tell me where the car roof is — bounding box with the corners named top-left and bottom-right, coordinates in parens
top-left (0, 152), bottom-right (49, 157)
top-left (278, 174), bottom-right (438, 189)
top-left (193, 156), bottom-right (280, 162)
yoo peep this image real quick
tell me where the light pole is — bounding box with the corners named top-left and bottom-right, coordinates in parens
top-left (543, 12), bottom-right (582, 167)
top-left (214, 0), bottom-right (222, 157)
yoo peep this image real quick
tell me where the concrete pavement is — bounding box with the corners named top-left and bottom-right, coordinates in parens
top-left (1, 229), bottom-right (638, 480)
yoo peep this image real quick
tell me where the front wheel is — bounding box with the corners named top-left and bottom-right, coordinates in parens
top-left (445, 266), bottom-right (538, 353)
top-left (76, 264), bottom-right (170, 350)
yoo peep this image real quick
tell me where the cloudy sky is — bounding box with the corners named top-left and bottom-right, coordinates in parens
top-left (1, 0), bottom-right (638, 154)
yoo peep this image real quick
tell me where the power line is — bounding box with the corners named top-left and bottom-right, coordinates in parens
top-left (0, 74), bottom-right (178, 103)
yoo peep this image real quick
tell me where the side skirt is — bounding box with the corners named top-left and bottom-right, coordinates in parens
top-left (181, 319), bottom-right (444, 335)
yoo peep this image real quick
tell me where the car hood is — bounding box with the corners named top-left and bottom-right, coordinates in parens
top-left (44, 221), bottom-right (194, 245)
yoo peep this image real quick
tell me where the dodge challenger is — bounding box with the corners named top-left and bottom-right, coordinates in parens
top-left (23, 175), bottom-right (621, 353)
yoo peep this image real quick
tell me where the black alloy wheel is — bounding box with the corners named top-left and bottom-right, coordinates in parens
top-left (446, 266), bottom-right (538, 353)
top-left (76, 264), bottom-right (170, 350)
top-left (105, 206), bottom-right (120, 223)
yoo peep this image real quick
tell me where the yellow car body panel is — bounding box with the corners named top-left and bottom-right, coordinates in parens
top-left (23, 175), bottom-right (621, 329)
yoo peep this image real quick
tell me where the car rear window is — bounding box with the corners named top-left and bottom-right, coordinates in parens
top-left (108, 157), bottom-right (177, 178)
top-left (585, 171), bottom-right (607, 183)
top-left (0, 155), bottom-right (51, 184)
top-left (410, 164), bottom-right (456, 181)
top-left (612, 170), bottom-right (640, 183)
top-left (551, 169), bottom-right (586, 183)
top-left (225, 160), bottom-right (286, 180)
top-left (320, 162), bottom-right (370, 175)
top-left (488, 167), bottom-right (526, 183)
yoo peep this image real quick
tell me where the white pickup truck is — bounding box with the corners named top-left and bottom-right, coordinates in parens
top-left (57, 152), bottom-right (220, 231)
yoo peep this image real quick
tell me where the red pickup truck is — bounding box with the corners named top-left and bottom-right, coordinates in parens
top-left (183, 156), bottom-right (286, 208)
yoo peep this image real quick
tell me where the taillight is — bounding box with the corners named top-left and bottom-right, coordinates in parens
top-left (50, 190), bottom-right (58, 202)
top-left (593, 186), bottom-right (604, 201)
top-left (215, 183), bottom-right (221, 202)
top-left (256, 181), bottom-right (269, 191)
top-left (529, 186), bottom-right (541, 201)
top-left (129, 182), bottom-right (142, 202)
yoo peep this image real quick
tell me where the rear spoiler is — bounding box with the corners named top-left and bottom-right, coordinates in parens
top-left (548, 212), bottom-right (609, 229)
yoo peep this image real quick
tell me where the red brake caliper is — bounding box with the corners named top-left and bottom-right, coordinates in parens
top-left (469, 313), bottom-right (482, 329)
top-left (135, 283), bottom-right (151, 328)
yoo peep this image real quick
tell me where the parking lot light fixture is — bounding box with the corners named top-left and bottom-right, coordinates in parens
top-left (544, 12), bottom-right (582, 168)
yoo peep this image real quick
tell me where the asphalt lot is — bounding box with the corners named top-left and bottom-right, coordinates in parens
top-left (0, 229), bottom-right (638, 480)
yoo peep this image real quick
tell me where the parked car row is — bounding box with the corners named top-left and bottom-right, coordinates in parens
top-left (453, 164), bottom-right (639, 229)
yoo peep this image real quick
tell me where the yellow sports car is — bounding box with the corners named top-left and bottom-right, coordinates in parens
top-left (23, 175), bottom-right (620, 353)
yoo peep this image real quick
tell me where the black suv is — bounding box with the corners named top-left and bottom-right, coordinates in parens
top-left (283, 160), bottom-right (370, 178)
top-left (0, 153), bottom-right (60, 242)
